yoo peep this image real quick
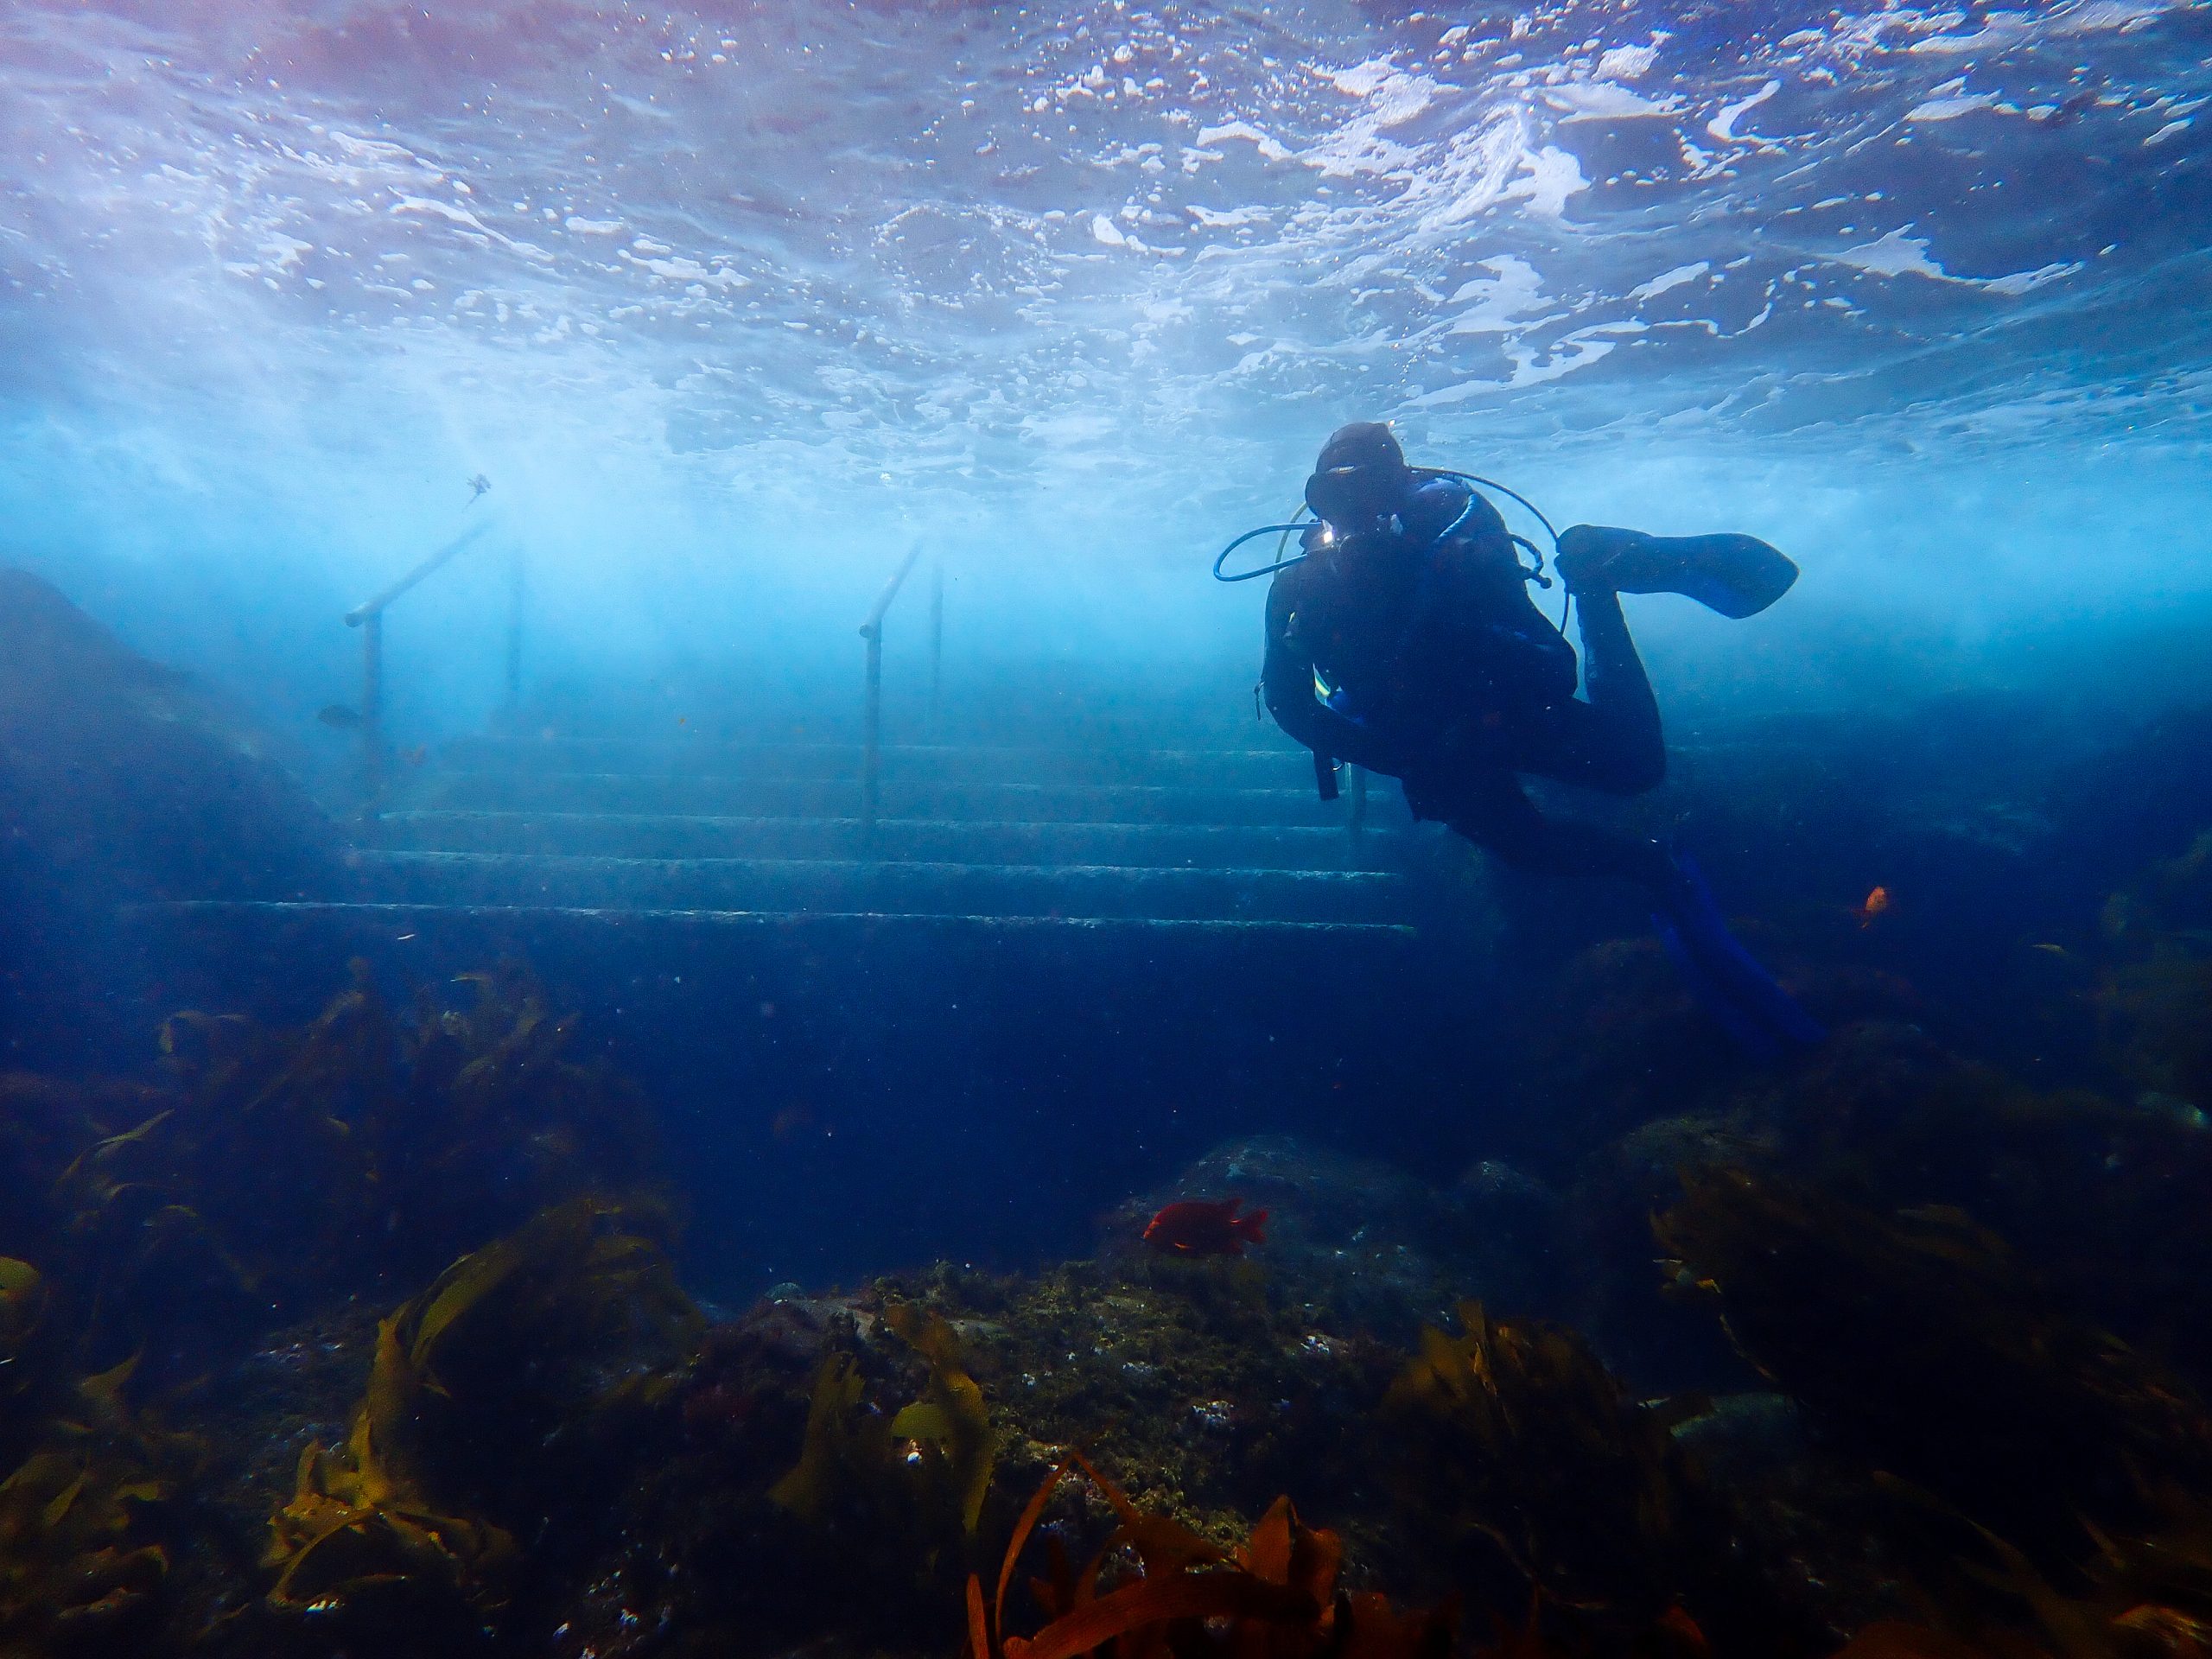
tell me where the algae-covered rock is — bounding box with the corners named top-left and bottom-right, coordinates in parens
top-left (1105, 1135), bottom-right (1529, 1344)
top-left (1381, 1300), bottom-right (1700, 1625)
top-left (931, 1257), bottom-right (1394, 1548)
top-left (1559, 1112), bottom-right (1776, 1395)
top-left (261, 1197), bottom-right (699, 1631)
top-left (1669, 1393), bottom-right (1929, 1649)
top-left (1656, 1165), bottom-right (2212, 1560)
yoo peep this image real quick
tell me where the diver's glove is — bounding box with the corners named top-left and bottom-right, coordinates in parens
top-left (1555, 526), bottom-right (1799, 619)
top-left (1653, 855), bottom-right (1826, 1059)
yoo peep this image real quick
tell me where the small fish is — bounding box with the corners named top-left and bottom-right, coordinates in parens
top-left (2031, 942), bottom-right (2069, 957)
top-left (466, 473), bottom-right (491, 502)
top-left (1143, 1198), bottom-right (1267, 1258)
top-left (316, 703), bottom-right (362, 729)
top-left (400, 744), bottom-right (429, 767)
top-left (1856, 885), bottom-right (1891, 928)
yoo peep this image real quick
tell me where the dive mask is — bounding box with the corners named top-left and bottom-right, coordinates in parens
top-left (1303, 462), bottom-right (1404, 533)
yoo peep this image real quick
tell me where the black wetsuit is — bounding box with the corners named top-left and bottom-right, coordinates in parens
top-left (1262, 476), bottom-right (1674, 888)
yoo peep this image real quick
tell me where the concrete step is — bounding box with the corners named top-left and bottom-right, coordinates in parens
top-left (437, 736), bottom-right (1321, 790)
top-left (135, 898), bottom-right (1414, 939)
top-left (374, 810), bottom-right (1408, 873)
top-left (421, 772), bottom-right (1351, 827)
top-left (352, 850), bottom-right (1416, 925)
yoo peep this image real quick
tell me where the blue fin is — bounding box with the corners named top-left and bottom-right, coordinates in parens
top-left (1656, 917), bottom-right (1784, 1060)
top-left (1655, 857), bottom-right (1826, 1055)
top-left (1643, 533), bottom-right (1800, 619)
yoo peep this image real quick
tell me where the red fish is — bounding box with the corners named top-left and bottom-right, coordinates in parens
top-left (1142, 1198), bottom-right (1268, 1257)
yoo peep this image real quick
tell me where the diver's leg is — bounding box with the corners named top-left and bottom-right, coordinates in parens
top-left (1430, 760), bottom-right (1825, 1056)
top-left (1537, 588), bottom-right (1666, 796)
top-left (1417, 766), bottom-right (1673, 887)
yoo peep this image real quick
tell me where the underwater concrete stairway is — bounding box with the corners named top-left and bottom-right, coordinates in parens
top-left (133, 730), bottom-right (1486, 1287)
top-left (364, 734), bottom-right (1418, 925)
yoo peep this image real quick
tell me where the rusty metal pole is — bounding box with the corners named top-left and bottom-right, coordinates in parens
top-left (360, 609), bottom-right (385, 804)
top-left (927, 558), bottom-right (944, 736)
top-left (343, 518), bottom-right (493, 798)
top-left (502, 551), bottom-right (524, 733)
top-left (856, 542), bottom-right (923, 843)
top-left (861, 620), bottom-right (884, 837)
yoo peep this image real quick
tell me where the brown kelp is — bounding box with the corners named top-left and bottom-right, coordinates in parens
top-left (768, 1350), bottom-right (882, 1526)
top-left (0, 968), bottom-right (702, 1652)
top-left (2098, 950), bottom-right (2212, 1116)
top-left (1655, 1166), bottom-right (2212, 1557)
top-left (0, 1236), bottom-right (200, 1652)
top-left (46, 1102), bottom-right (260, 1376)
top-left (0, 1255), bottom-right (45, 1376)
top-left (1382, 1300), bottom-right (1702, 1630)
top-left (263, 1195), bottom-right (700, 1620)
top-left (1694, 1013), bottom-right (2212, 1410)
top-left (1527, 937), bottom-right (1751, 1140)
top-left (262, 1312), bottom-right (518, 1614)
top-left (155, 959), bottom-right (664, 1297)
top-left (384, 965), bottom-right (664, 1260)
top-left (0, 961), bottom-right (668, 1401)
top-left (151, 964), bottom-right (392, 1294)
top-left (1812, 1477), bottom-right (2212, 1658)
top-left (1942, 1481), bottom-right (2212, 1657)
top-left (0, 1443), bottom-right (172, 1649)
top-left (964, 1455), bottom-right (1454, 1659)
top-left (0, 1354), bottom-right (197, 1653)
top-left (766, 1301), bottom-right (995, 1572)
top-left (2096, 834), bottom-right (2212, 1113)
top-left (884, 1301), bottom-right (997, 1536)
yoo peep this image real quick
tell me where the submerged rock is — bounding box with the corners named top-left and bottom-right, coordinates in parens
top-left (1448, 1157), bottom-right (1572, 1315)
top-left (0, 569), bottom-right (341, 1062)
top-left (1670, 1392), bottom-right (1924, 1646)
top-left (1088, 1135), bottom-right (1580, 1351)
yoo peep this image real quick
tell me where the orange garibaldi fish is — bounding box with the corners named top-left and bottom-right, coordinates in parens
top-left (1142, 1198), bottom-right (1268, 1257)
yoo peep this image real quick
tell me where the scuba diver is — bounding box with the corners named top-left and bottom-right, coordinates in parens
top-left (1227, 421), bottom-right (1821, 1056)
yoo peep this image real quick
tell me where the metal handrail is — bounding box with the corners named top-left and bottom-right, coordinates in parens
top-left (501, 552), bottom-right (524, 732)
top-left (857, 542), bottom-right (925, 837)
top-left (927, 558), bottom-right (944, 734)
top-left (342, 518), bottom-right (498, 802)
top-left (344, 518), bottom-right (491, 626)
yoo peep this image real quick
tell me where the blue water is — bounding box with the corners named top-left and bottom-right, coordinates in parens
top-left (4, 0), bottom-right (2208, 719)
top-left (3, 4), bottom-right (2211, 1655)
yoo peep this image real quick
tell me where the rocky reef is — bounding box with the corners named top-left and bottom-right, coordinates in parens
top-left (1, 794), bottom-right (2209, 1658)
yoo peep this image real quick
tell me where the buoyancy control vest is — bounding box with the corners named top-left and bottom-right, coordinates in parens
top-left (1287, 478), bottom-right (1579, 741)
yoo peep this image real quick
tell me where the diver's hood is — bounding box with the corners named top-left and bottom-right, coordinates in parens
top-left (1304, 420), bottom-right (1414, 530)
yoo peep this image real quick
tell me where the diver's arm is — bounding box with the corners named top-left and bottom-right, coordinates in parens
top-left (1495, 563), bottom-right (1566, 641)
top-left (1261, 579), bottom-right (1413, 777)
